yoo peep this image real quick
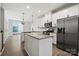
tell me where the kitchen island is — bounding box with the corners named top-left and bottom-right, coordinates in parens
top-left (24, 32), bottom-right (53, 56)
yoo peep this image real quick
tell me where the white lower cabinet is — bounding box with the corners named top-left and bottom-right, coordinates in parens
top-left (24, 34), bottom-right (52, 56)
top-left (51, 33), bottom-right (57, 44)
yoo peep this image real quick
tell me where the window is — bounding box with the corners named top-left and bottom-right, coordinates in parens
top-left (13, 26), bottom-right (18, 32)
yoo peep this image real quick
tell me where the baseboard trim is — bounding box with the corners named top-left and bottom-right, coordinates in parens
top-left (24, 47), bottom-right (30, 56)
top-left (0, 47), bottom-right (5, 56)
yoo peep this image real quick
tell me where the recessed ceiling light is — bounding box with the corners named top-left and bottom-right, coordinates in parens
top-left (38, 10), bottom-right (41, 13)
top-left (26, 5), bottom-right (30, 9)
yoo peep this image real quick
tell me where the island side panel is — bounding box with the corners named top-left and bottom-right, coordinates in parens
top-left (39, 37), bottom-right (52, 56)
top-left (24, 35), bottom-right (39, 56)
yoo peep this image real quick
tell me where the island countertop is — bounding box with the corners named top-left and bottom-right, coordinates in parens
top-left (24, 32), bottom-right (53, 56)
top-left (24, 32), bottom-right (53, 40)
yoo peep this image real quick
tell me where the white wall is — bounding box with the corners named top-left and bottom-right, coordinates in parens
top-left (23, 21), bottom-right (32, 32)
top-left (5, 9), bottom-right (22, 20)
top-left (0, 4), bottom-right (1, 7)
top-left (0, 6), bottom-right (2, 51)
top-left (3, 8), bottom-right (22, 42)
top-left (0, 7), bottom-right (1, 31)
top-left (0, 6), bottom-right (4, 51)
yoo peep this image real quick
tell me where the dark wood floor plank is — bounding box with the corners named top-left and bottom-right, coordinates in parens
top-left (2, 35), bottom-right (28, 56)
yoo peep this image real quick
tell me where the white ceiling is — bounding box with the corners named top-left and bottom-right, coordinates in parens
top-left (2, 3), bottom-right (68, 17)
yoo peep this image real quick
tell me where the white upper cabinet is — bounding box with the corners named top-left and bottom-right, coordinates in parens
top-left (67, 5), bottom-right (79, 16)
top-left (52, 5), bottom-right (78, 19)
top-left (52, 9), bottom-right (68, 26)
top-left (52, 4), bottom-right (79, 26)
top-left (32, 4), bottom-right (79, 31)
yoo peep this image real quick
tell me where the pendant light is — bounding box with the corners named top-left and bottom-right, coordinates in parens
top-left (21, 12), bottom-right (25, 25)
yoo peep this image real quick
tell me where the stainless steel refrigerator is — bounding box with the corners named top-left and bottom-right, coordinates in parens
top-left (0, 7), bottom-right (4, 52)
top-left (57, 16), bottom-right (79, 55)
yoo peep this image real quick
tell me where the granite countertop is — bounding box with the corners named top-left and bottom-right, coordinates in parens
top-left (24, 33), bottom-right (54, 40)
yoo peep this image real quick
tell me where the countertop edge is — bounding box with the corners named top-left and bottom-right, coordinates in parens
top-left (24, 33), bottom-right (53, 40)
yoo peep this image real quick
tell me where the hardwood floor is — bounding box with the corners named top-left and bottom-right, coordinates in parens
top-left (1, 34), bottom-right (73, 56)
top-left (53, 44), bottom-right (72, 56)
top-left (2, 35), bottom-right (28, 56)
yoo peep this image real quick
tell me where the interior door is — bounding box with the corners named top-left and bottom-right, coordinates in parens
top-left (0, 7), bottom-right (4, 51)
top-left (64, 16), bottom-right (78, 55)
top-left (0, 7), bottom-right (1, 51)
top-left (0, 33), bottom-right (2, 51)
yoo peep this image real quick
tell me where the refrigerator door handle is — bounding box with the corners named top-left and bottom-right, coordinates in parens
top-left (57, 28), bottom-right (63, 33)
top-left (63, 28), bottom-right (65, 34)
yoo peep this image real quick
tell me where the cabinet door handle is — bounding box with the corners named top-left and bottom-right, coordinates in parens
top-left (63, 28), bottom-right (65, 34)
